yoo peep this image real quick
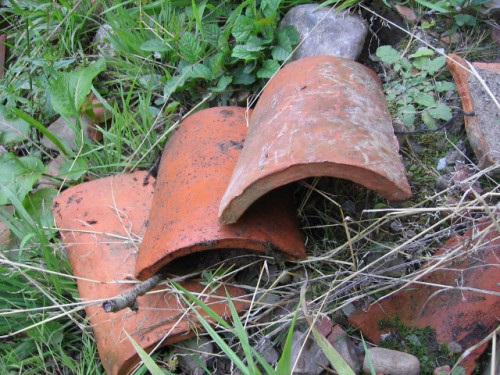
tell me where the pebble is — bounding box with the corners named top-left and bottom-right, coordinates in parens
top-left (280, 4), bottom-right (368, 61)
top-left (363, 347), bottom-right (421, 375)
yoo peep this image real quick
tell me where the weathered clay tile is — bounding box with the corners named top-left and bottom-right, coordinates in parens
top-left (219, 56), bottom-right (412, 224)
top-left (135, 107), bottom-right (306, 280)
top-left (52, 171), bottom-right (248, 375)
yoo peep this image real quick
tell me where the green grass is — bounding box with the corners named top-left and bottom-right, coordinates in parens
top-left (0, 0), bottom-right (498, 373)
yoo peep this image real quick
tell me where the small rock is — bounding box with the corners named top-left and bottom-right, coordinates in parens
top-left (363, 347), bottom-right (421, 375)
top-left (280, 4), bottom-right (368, 61)
top-left (42, 116), bottom-right (92, 151)
top-left (174, 337), bottom-right (214, 375)
top-left (93, 24), bottom-right (116, 57)
top-left (328, 324), bottom-right (362, 373)
top-left (37, 154), bottom-right (67, 189)
top-left (256, 337), bottom-right (280, 366)
top-left (290, 323), bottom-right (329, 375)
top-left (437, 157), bottom-right (448, 171)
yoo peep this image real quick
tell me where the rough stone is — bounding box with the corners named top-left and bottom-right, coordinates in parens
top-left (255, 337), bottom-right (280, 366)
top-left (93, 24), bottom-right (116, 57)
top-left (363, 347), bottom-right (421, 375)
top-left (42, 115), bottom-right (91, 151)
top-left (174, 337), bottom-right (214, 375)
top-left (280, 4), bottom-right (368, 61)
top-left (290, 323), bottom-right (329, 375)
top-left (328, 324), bottom-right (362, 373)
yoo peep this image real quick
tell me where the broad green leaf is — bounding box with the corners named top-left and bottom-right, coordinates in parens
top-left (411, 57), bottom-right (431, 71)
top-left (23, 188), bottom-right (58, 238)
top-left (139, 39), bottom-right (171, 52)
top-left (424, 56), bottom-right (446, 74)
top-left (210, 75), bottom-right (232, 92)
top-left (232, 45), bottom-right (260, 61)
top-left (59, 158), bottom-right (88, 180)
top-left (209, 52), bottom-right (226, 75)
top-left (409, 47), bottom-right (434, 59)
top-left (232, 66), bottom-right (256, 85)
top-left (280, 25), bottom-right (300, 45)
top-left (204, 23), bottom-right (221, 47)
top-left (179, 32), bottom-right (203, 63)
top-left (261, 0), bottom-right (280, 17)
top-left (0, 153), bottom-right (47, 205)
top-left (413, 92), bottom-right (436, 107)
top-left (435, 81), bottom-right (455, 92)
top-left (50, 59), bottom-right (106, 118)
top-left (0, 104), bottom-right (31, 145)
top-left (428, 102), bottom-right (452, 121)
top-left (454, 13), bottom-right (476, 26)
top-left (376, 45), bottom-right (401, 65)
top-left (183, 63), bottom-right (214, 80)
top-left (257, 59), bottom-right (280, 78)
top-left (422, 109), bottom-right (438, 129)
top-left (246, 36), bottom-right (269, 51)
top-left (231, 15), bottom-right (254, 42)
top-left (398, 104), bottom-right (417, 127)
top-left (272, 32), bottom-right (293, 61)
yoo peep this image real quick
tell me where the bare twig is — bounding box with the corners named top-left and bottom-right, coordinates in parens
top-left (102, 272), bottom-right (166, 313)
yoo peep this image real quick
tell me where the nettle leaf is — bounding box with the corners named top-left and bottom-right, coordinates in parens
top-left (204, 23), bottom-right (221, 47)
top-left (409, 47), bottom-right (434, 59)
top-left (232, 66), bottom-right (256, 85)
top-left (0, 153), bottom-right (47, 205)
top-left (272, 31), bottom-right (293, 61)
top-left (179, 32), bottom-right (203, 63)
top-left (210, 75), bottom-right (232, 92)
top-left (376, 46), bottom-right (401, 65)
top-left (50, 59), bottom-right (106, 118)
top-left (413, 92), bottom-right (436, 107)
top-left (246, 36), bottom-right (269, 51)
top-left (232, 45), bottom-right (260, 61)
top-left (261, 0), bottom-right (280, 17)
top-left (280, 25), bottom-right (300, 45)
top-left (184, 63), bottom-right (214, 80)
top-left (232, 15), bottom-right (254, 42)
top-left (435, 81), bottom-right (455, 92)
top-left (428, 102), bottom-right (452, 121)
top-left (0, 104), bottom-right (31, 145)
top-left (257, 59), bottom-right (280, 78)
top-left (140, 39), bottom-right (171, 52)
top-left (209, 52), bottom-right (226, 75)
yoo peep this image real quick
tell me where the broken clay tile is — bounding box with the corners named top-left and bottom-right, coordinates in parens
top-left (51, 171), bottom-right (248, 375)
top-left (348, 219), bottom-right (500, 374)
top-left (447, 54), bottom-right (500, 174)
top-left (135, 107), bottom-right (306, 280)
top-left (219, 55), bottom-right (412, 224)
